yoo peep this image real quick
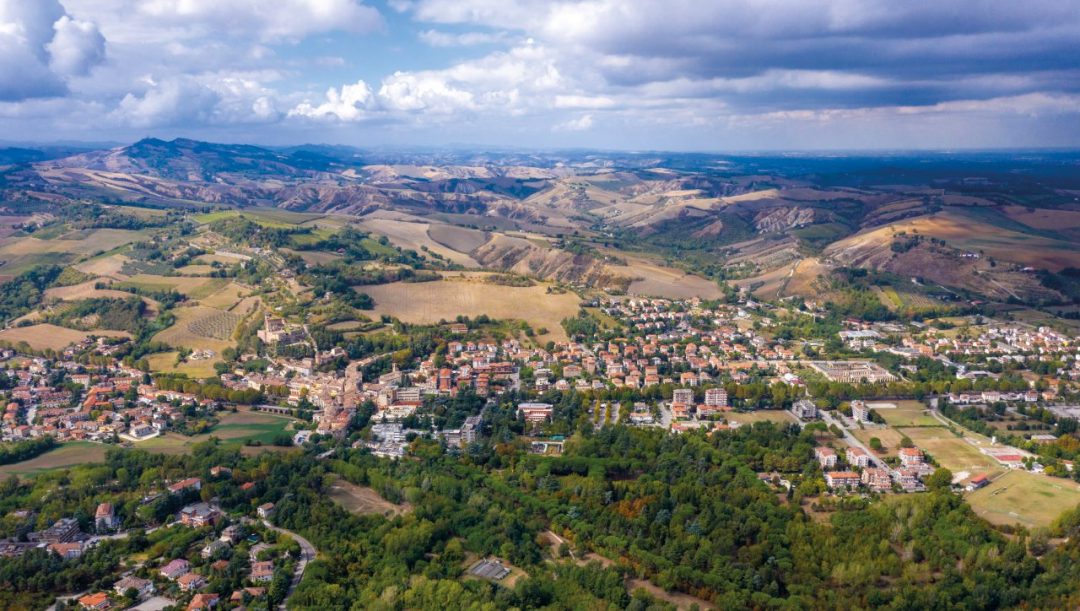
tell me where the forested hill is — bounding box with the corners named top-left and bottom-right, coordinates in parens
top-left (6, 417), bottom-right (1080, 610)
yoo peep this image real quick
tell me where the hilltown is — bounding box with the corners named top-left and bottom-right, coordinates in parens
top-left (1, 296), bottom-right (1077, 479)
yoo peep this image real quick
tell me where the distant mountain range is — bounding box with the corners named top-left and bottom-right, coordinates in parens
top-left (2, 138), bottom-right (1079, 304)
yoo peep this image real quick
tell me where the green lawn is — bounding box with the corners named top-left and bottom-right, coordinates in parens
top-left (876, 401), bottom-right (941, 427)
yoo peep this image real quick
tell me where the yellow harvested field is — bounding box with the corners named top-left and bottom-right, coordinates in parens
top-left (176, 264), bottom-right (215, 276)
top-left (829, 211), bottom-right (1080, 271)
top-left (44, 280), bottom-right (160, 315)
top-left (611, 254), bottom-right (725, 299)
top-left (967, 470), bottom-right (1080, 529)
top-left (363, 273), bottom-right (580, 341)
top-left (358, 217), bottom-right (480, 266)
top-left (0, 229), bottom-right (144, 257)
top-left (428, 224), bottom-right (490, 252)
top-left (197, 281), bottom-right (251, 310)
top-left (0, 324), bottom-right (130, 351)
top-left (45, 280), bottom-right (138, 301)
top-left (1000, 205), bottom-right (1080, 230)
top-left (74, 254), bottom-right (130, 278)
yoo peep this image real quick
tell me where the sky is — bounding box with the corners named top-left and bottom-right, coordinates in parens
top-left (1, 0), bottom-right (1079, 151)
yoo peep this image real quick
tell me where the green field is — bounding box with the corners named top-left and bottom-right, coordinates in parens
top-left (194, 208), bottom-right (326, 228)
top-left (133, 410), bottom-right (296, 454)
top-left (967, 470), bottom-right (1080, 529)
top-left (875, 401), bottom-right (941, 427)
top-left (0, 442), bottom-right (109, 477)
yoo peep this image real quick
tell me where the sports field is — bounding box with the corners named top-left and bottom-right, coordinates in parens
top-left (899, 427), bottom-right (1004, 478)
top-left (967, 470), bottom-right (1080, 529)
top-left (876, 401), bottom-right (940, 427)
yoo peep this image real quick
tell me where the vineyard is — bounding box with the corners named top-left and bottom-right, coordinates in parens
top-left (187, 309), bottom-right (242, 340)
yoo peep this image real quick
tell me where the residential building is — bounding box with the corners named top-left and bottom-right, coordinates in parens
top-left (792, 399), bottom-right (818, 420)
top-left (704, 388), bottom-right (728, 407)
top-left (825, 471), bottom-right (862, 489)
top-left (815, 446), bottom-right (838, 469)
top-left (161, 559), bottom-right (191, 580)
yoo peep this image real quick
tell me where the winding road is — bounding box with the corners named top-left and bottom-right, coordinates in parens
top-left (262, 520), bottom-right (318, 610)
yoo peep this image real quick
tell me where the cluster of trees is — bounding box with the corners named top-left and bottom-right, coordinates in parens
top-left (0, 437), bottom-right (57, 466)
top-left (0, 265), bottom-right (62, 322)
top-left (45, 297), bottom-right (147, 333)
top-left (154, 375), bottom-right (268, 404)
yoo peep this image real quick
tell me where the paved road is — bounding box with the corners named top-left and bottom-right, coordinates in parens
top-left (818, 411), bottom-right (889, 470)
top-left (262, 520), bottom-right (318, 610)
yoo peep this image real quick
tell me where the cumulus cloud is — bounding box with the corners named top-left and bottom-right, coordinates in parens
top-left (0, 0), bottom-right (105, 101)
top-left (4, 0), bottom-right (1080, 147)
top-left (289, 80), bottom-right (375, 121)
top-left (114, 72), bottom-right (283, 127)
top-left (48, 16), bottom-right (106, 76)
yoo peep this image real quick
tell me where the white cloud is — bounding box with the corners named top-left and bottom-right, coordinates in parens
top-left (114, 72), bottom-right (284, 127)
top-left (418, 29), bottom-right (509, 47)
top-left (48, 16), bottom-right (106, 76)
top-left (289, 80), bottom-right (375, 121)
top-left (554, 95), bottom-right (615, 109)
top-left (554, 113), bottom-right (593, 131)
top-left (0, 0), bottom-right (104, 100)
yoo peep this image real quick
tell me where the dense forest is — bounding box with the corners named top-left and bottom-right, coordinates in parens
top-left (4, 420), bottom-right (1080, 610)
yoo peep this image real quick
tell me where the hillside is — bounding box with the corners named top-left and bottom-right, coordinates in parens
top-left (3, 141), bottom-right (1079, 307)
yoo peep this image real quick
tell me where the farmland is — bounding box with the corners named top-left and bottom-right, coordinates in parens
top-left (358, 216), bottom-right (481, 266)
top-left (608, 253), bottom-right (726, 300)
top-left (966, 470), bottom-right (1080, 529)
top-left (118, 274), bottom-right (229, 299)
top-left (362, 273), bottom-right (581, 341)
top-left (153, 306), bottom-right (244, 353)
top-left (0, 442), bottom-right (109, 477)
top-left (0, 324), bottom-right (130, 351)
top-left (145, 351), bottom-right (219, 378)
